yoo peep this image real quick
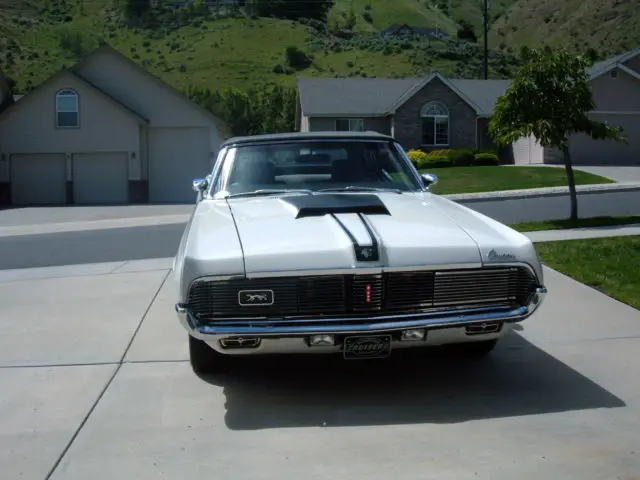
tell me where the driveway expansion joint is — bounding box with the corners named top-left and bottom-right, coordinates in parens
top-left (43, 269), bottom-right (171, 480)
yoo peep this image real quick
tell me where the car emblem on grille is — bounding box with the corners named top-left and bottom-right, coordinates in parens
top-left (488, 249), bottom-right (516, 261)
top-left (238, 290), bottom-right (274, 306)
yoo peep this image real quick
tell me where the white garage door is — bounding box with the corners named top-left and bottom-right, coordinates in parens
top-left (512, 135), bottom-right (543, 164)
top-left (148, 127), bottom-right (211, 203)
top-left (72, 153), bottom-right (129, 205)
top-left (11, 153), bottom-right (67, 205)
top-left (570, 114), bottom-right (640, 165)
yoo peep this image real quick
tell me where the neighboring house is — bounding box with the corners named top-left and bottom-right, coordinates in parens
top-left (296, 73), bottom-right (511, 156)
top-left (297, 48), bottom-right (640, 166)
top-left (0, 43), bottom-right (230, 206)
top-left (381, 24), bottom-right (449, 39)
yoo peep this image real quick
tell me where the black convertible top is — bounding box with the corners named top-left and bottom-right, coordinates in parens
top-left (220, 131), bottom-right (396, 148)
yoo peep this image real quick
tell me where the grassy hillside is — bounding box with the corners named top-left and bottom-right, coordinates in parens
top-left (0, 0), bottom-right (521, 95)
top-left (329, 0), bottom-right (457, 34)
top-left (489, 0), bottom-right (640, 57)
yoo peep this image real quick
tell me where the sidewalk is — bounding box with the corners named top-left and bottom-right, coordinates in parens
top-left (524, 224), bottom-right (640, 242)
top-left (446, 181), bottom-right (640, 202)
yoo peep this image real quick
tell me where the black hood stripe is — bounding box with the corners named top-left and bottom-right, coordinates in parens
top-left (331, 213), bottom-right (380, 262)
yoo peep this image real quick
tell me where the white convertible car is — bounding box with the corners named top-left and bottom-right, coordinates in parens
top-left (172, 131), bottom-right (547, 374)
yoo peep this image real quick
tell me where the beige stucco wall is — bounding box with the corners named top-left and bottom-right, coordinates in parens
top-left (78, 51), bottom-right (217, 129)
top-left (0, 72), bottom-right (140, 183)
top-left (76, 49), bottom-right (223, 155)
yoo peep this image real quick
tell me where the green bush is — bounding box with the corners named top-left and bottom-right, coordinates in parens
top-left (449, 149), bottom-right (475, 166)
top-left (285, 46), bottom-right (312, 70)
top-left (474, 152), bottom-right (499, 166)
top-left (418, 155), bottom-right (451, 168)
top-left (406, 149), bottom-right (428, 168)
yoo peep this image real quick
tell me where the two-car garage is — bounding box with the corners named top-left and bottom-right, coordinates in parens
top-left (6, 126), bottom-right (215, 205)
top-left (9, 152), bottom-right (130, 205)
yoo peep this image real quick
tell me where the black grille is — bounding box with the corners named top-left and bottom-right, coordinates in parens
top-left (187, 267), bottom-right (538, 320)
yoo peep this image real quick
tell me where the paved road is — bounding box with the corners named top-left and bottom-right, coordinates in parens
top-left (1, 190), bottom-right (639, 270)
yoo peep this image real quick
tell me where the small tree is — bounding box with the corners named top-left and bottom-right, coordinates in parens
top-left (489, 47), bottom-right (626, 221)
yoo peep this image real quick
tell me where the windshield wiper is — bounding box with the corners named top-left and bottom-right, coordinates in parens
top-left (318, 186), bottom-right (403, 194)
top-left (223, 189), bottom-right (314, 199)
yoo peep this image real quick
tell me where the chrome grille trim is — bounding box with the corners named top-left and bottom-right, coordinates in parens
top-left (187, 265), bottom-right (539, 322)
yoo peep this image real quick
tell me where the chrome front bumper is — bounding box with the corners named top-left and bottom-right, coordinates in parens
top-left (175, 287), bottom-right (547, 355)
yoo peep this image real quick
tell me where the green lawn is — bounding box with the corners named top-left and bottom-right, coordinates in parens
top-left (511, 215), bottom-right (640, 232)
top-left (425, 166), bottom-right (614, 195)
top-left (536, 236), bottom-right (640, 311)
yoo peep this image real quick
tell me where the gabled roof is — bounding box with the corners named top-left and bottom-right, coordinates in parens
top-left (0, 68), bottom-right (148, 125)
top-left (587, 48), bottom-right (640, 80)
top-left (297, 77), bottom-right (419, 116)
top-left (297, 75), bottom-right (510, 117)
top-left (72, 43), bottom-right (232, 138)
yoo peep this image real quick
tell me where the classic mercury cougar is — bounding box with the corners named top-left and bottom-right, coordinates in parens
top-left (172, 131), bottom-right (547, 374)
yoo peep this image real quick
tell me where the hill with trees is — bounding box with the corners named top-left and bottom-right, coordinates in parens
top-left (0, 0), bottom-right (523, 96)
top-left (0, 0), bottom-right (637, 135)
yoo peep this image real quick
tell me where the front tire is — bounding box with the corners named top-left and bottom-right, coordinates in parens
top-left (189, 335), bottom-right (225, 374)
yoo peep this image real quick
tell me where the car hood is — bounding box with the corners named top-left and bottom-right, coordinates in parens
top-left (210, 191), bottom-right (531, 275)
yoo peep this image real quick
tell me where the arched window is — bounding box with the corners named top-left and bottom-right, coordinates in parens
top-left (421, 101), bottom-right (449, 147)
top-left (55, 89), bottom-right (79, 128)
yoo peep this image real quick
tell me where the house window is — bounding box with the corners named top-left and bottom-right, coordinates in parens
top-left (56, 89), bottom-right (79, 128)
top-left (421, 102), bottom-right (449, 146)
top-left (335, 118), bottom-right (364, 132)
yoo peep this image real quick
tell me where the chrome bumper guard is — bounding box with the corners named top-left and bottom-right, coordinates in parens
top-left (176, 286), bottom-right (547, 338)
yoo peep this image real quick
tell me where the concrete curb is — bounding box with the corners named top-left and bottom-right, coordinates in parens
top-left (444, 182), bottom-right (640, 202)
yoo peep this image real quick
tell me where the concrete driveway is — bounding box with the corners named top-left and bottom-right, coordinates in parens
top-left (1, 261), bottom-right (640, 479)
top-left (574, 165), bottom-right (640, 183)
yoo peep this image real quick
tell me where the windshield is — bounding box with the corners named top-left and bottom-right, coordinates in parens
top-left (212, 140), bottom-right (422, 197)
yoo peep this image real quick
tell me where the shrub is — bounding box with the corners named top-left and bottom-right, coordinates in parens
top-left (285, 46), bottom-right (312, 69)
top-left (473, 152), bottom-right (499, 166)
top-left (449, 148), bottom-right (475, 166)
top-left (406, 149), bottom-right (428, 168)
top-left (426, 149), bottom-right (452, 157)
top-left (418, 155), bottom-right (451, 168)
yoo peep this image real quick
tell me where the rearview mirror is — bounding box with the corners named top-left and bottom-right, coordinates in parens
top-left (421, 173), bottom-right (439, 188)
top-left (192, 178), bottom-right (208, 193)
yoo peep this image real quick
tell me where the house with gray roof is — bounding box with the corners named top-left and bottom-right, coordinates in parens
top-left (296, 72), bottom-right (511, 156)
top-left (296, 48), bottom-right (640, 166)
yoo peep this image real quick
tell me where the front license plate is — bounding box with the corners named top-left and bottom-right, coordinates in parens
top-left (343, 335), bottom-right (392, 360)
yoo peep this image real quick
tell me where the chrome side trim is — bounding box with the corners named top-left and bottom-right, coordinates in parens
top-left (176, 287), bottom-right (546, 337)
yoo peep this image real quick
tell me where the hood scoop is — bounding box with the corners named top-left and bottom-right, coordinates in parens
top-left (280, 194), bottom-right (391, 219)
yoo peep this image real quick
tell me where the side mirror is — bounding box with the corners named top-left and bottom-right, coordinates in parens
top-left (421, 173), bottom-right (439, 188)
top-left (192, 178), bottom-right (208, 193)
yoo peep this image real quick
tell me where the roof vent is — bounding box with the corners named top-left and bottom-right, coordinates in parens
top-left (610, 69), bottom-right (619, 79)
